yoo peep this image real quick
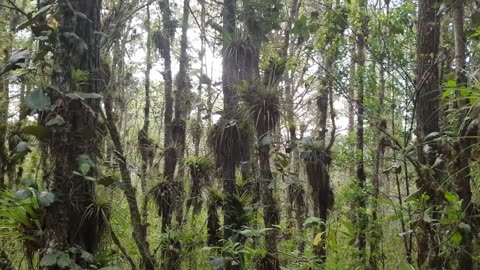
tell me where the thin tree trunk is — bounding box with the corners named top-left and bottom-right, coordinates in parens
top-left (103, 96), bottom-right (154, 270)
top-left (452, 0), bottom-right (473, 268)
top-left (194, 0), bottom-right (206, 157)
top-left (156, 0), bottom-right (176, 232)
top-left (221, 1), bottom-right (240, 269)
top-left (355, 0), bottom-right (368, 263)
top-left (369, 58), bottom-right (386, 270)
top-left (139, 4), bottom-right (153, 226)
top-left (172, 0), bottom-right (192, 227)
top-left (415, 0), bottom-right (441, 267)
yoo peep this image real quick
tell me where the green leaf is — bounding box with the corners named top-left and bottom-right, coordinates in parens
top-left (98, 176), bottom-right (116, 187)
top-left (260, 133), bottom-right (274, 146)
top-left (15, 189), bottom-right (33, 201)
top-left (79, 162), bottom-right (91, 176)
top-left (21, 178), bottom-right (36, 188)
top-left (40, 253), bottom-right (60, 267)
top-left (14, 141), bottom-right (30, 155)
top-left (313, 232), bottom-right (324, 246)
top-left (22, 125), bottom-right (50, 139)
top-left (37, 191), bottom-right (55, 207)
top-left (77, 154), bottom-right (94, 176)
top-left (459, 222), bottom-right (471, 232)
top-left (341, 220), bottom-right (354, 236)
top-left (57, 253), bottom-right (72, 268)
top-left (424, 131), bottom-right (440, 141)
top-left (80, 93), bottom-right (102, 99)
top-left (303, 216), bottom-right (323, 227)
top-left (423, 209), bottom-right (436, 223)
top-left (209, 257), bottom-right (223, 269)
top-left (16, 4), bottom-right (53, 31)
top-left (10, 141), bottom-right (31, 161)
top-left (46, 115), bottom-right (65, 126)
top-left (7, 50), bottom-right (30, 66)
top-left (80, 251), bottom-right (94, 263)
top-left (65, 92), bottom-right (82, 100)
top-left (444, 191), bottom-right (458, 204)
top-left (452, 231), bottom-right (462, 245)
top-left (98, 267), bottom-right (120, 270)
top-left (26, 88), bottom-right (51, 112)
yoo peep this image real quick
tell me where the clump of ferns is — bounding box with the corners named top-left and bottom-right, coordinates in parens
top-left (0, 189), bottom-right (44, 265)
top-left (241, 83), bottom-right (281, 134)
top-left (208, 116), bottom-right (252, 168)
top-left (186, 155), bottom-right (214, 215)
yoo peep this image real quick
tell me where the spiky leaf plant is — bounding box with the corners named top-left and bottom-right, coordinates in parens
top-left (287, 182), bottom-right (305, 206)
top-left (224, 35), bottom-right (258, 80)
top-left (186, 156), bottom-right (214, 215)
top-left (302, 142), bottom-right (333, 201)
top-left (149, 180), bottom-right (183, 231)
top-left (242, 86), bottom-right (281, 134)
top-left (78, 191), bottom-right (112, 253)
top-left (0, 189), bottom-right (43, 266)
top-left (223, 192), bottom-right (256, 242)
top-left (301, 140), bottom-right (334, 239)
top-left (208, 117), bottom-right (252, 168)
top-left (206, 188), bottom-right (224, 246)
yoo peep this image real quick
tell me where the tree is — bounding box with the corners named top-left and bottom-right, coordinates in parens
top-left (415, 0), bottom-right (441, 267)
top-left (42, 0), bottom-right (104, 265)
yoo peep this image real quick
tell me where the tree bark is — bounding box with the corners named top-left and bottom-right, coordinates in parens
top-left (156, 0), bottom-right (177, 233)
top-left (42, 1), bottom-right (103, 266)
top-left (452, 1), bottom-right (473, 268)
top-left (415, 0), bottom-right (441, 267)
top-left (103, 95), bottom-right (154, 270)
top-left (355, 0), bottom-right (368, 264)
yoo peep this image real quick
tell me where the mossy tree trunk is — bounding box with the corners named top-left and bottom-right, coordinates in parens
top-left (352, 0), bottom-right (368, 264)
top-left (156, 0), bottom-right (176, 232)
top-left (415, 0), bottom-right (441, 267)
top-left (42, 0), bottom-right (103, 266)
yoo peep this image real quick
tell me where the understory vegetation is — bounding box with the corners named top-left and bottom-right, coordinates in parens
top-left (1, 0), bottom-right (480, 269)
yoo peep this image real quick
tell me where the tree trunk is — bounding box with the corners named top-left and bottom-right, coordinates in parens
top-left (156, 0), bottom-right (176, 232)
top-left (452, 0), bottom-right (473, 268)
top-left (139, 4), bottom-right (153, 228)
top-left (103, 95), bottom-right (154, 270)
top-left (415, 0), bottom-right (441, 267)
top-left (355, 0), bottom-right (368, 264)
top-left (172, 0), bottom-right (192, 226)
top-left (42, 0), bottom-right (103, 267)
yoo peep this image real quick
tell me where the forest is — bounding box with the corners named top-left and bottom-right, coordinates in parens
top-left (0, 0), bottom-right (479, 269)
